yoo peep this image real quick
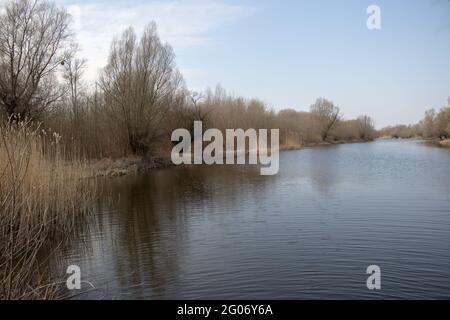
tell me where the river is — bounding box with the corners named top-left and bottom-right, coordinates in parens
top-left (53, 140), bottom-right (450, 299)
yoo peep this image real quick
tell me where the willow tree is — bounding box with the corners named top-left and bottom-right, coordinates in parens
top-left (0, 0), bottom-right (71, 121)
top-left (310, 98), bottom-right (341, 141)
top-left (100, 23), bottom-right (184, 155)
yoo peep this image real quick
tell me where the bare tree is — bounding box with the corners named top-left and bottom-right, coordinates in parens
top-left (310, 98), bottom-right (341, 141)
top-left (62, 46), bottom-right (87, 124)
top-left (0, 0), bottom-right (72, 121)
top-left (446, 98), bottom-right (450, 137)
top-left (189, 92), bottom-right (207, 120)
top-left (100, 23), bottom-right (184, 155)
top-left (357, 115), bottom-right (376, 140)
top-left (422, 109), bottom-right (436, 138)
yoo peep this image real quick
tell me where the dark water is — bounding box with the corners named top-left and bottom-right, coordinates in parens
top-left (55, 140), bottom-right (450, 299)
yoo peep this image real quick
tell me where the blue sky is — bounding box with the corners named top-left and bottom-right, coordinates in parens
top-left (5, 0), bottom-right (449, 127)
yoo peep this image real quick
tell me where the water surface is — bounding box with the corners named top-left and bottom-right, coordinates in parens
top-left (55, 140), bottom-right (450, 299)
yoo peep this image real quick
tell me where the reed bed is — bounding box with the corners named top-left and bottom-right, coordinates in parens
top-left (0, 120), bottom-right (96, 299)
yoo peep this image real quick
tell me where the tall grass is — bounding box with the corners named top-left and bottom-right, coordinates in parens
top-left (0, 120), bottom-right (96, 299)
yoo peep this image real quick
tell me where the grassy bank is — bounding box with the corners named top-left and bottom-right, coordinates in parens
top-left (0, 121), bottom-right (97, 299)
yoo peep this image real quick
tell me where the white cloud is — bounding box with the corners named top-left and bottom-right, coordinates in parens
top-left (58, 0), bottom-right (254, 82)
top-left (0, 0), bottom-right (6, 14)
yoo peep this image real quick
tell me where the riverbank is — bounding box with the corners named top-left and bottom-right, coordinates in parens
top-left (93, 139), bottom-right (373, 178)
top-left (374, 136), bottom-right (450, 149)
top-left (439, 139), bottom-right (450, 147)
top-left (91, 155), bottom-right (175, 178)
top-left (420, 138), bottom-right (450, 148)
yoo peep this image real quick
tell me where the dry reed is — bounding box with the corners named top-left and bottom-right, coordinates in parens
top-left (0, 120), bottom-right (96, 299)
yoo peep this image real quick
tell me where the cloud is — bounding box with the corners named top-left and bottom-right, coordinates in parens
top-left (0, 0), bottom-right (6, 14)
top-left (58, 0), bottom-right (254, 82)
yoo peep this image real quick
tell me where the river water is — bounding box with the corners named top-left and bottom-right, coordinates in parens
top-left (54, 140), bottom-right (450, 299)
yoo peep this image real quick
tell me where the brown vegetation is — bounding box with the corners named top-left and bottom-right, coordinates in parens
top-left (0, 120), bottom-right (96, 299)
top-left (378, 98), bottom-right (450, 142)
top-left (0, 0), bottom-right (377, 299)
top-left (0, 0), bottom-right (376, 163)
top-left (0, 0), bottom-right (71, 121)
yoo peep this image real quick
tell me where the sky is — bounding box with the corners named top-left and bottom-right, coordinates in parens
top-left (2, 0), bottom-right (450, 127)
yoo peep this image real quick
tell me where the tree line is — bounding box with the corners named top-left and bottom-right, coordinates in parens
top-left (378, 98), bottom-right (450, 140)
top-left (0, 0), bottom-right (376, 161)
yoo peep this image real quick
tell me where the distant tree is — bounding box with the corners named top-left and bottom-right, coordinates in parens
top-left (0, 0), bottom-right (72, 121)
top-left (435, 108), bottom-right (448, 139)
top-left (422, 109), bottom-right (437, 138)
top-left (378, 125), bottom-right (415, 139)
top-left (310, 98), bottom-right (341, 141)
top-left (357, 115), bottom-right (376, 140)
top-left (62, 45), bottom-right (87, 125)
top-left (443, 97), bottom-right (450, 138)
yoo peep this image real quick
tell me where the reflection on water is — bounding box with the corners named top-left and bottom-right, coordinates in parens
top-left (53, 140), bottom-right (450, 299)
